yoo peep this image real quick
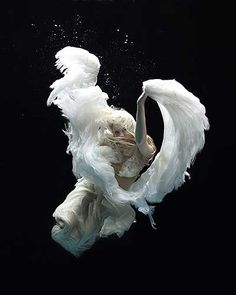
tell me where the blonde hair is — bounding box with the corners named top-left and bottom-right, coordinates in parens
top-left (107, 107), bottom-right (136, 132)
top-left (101, 107), bottom-right (156, 155)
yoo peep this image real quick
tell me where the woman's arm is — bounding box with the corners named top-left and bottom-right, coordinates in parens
top-left (135, 91), bottom-right (155, 158)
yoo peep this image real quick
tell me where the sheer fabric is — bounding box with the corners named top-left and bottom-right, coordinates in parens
top-left (47, 47), bottom-right (209, 256)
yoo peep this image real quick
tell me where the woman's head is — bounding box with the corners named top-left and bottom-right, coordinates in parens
top-left (105, 107), bottom-right (136, 133)
top-left (96, 107), bottom-right (136, 146)
top-left (108, 122), bottom-right (127, 137)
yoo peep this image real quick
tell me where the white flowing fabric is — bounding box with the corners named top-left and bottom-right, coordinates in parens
top-left (47, 46), bottom-right (209, 256)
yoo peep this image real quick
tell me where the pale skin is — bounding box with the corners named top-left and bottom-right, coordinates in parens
top-left (54, 90), bottom-right (155, 230)
top-left (110, 90), bottom-right (155, 158)
top-left (135, 89), bottom-right (155, 158)
top-left (110, 89), bottom-right (156, 190)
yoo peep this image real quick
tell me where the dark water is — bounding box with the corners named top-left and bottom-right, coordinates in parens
top-left (1, 0), bottom-right (234, 290)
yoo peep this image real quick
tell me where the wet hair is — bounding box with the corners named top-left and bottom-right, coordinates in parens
top-left (101, 107), bottom-right (156, 155)
top-left (106, 107), bottom-right (136, 133)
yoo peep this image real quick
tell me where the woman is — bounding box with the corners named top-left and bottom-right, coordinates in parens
top-left (47, 47), bottom-right (209, 257)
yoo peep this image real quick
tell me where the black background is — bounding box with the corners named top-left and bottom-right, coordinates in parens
top-left (1, 0), bottom-right (235, 290)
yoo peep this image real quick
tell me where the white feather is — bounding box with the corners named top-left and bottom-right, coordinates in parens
top-left (47, 46), bottom-right (100, 106)
top-left (47, 47), bottom-right (209, 256)
top-left (130, 79), bottom-right (209, 204)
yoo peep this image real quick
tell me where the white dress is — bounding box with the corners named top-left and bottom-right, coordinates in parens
top-left (47, 46), bottom-right (209, 257)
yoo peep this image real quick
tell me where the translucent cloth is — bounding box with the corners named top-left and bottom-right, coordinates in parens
top-left (47, 46), bottom-right (209, 256)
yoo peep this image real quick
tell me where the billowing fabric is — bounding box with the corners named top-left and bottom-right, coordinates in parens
top-left (47, 46), bottom-right (209, 256)
top-left (52, 177), bottom-right (135, 256)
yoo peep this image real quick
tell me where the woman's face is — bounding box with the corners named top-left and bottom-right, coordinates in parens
top-left (109, 123), bottom-right (127, 137)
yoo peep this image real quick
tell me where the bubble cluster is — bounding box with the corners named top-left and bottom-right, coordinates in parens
top-left (29, 12), bottom-right (157, 104)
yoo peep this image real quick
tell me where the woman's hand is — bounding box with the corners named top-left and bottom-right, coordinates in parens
top-left (137, 87), bottom-right (148, 105)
